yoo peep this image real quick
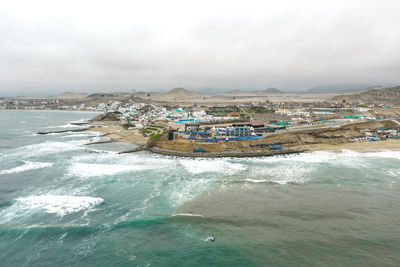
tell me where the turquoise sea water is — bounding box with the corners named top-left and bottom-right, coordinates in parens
top-left (0, 110), bottom-right (400, 266)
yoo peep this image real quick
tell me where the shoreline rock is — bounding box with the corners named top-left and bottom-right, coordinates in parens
top-left (148, 147), bottom-right (306, 158)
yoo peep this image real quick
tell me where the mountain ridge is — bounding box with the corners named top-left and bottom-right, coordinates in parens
top-left (329, 85), bottom-right (400, 104)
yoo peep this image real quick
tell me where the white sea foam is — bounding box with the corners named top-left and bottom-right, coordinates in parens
top-left (20, 140), bottom-right (86, 156)
top-left (179, 159), bottom-right (246, 175)
top-left (245, 159), bottom-right (316, 184)
top-left (71, 119), bottom-right (89, 124)
top-left (58, 132), bottom-right (98, 138)
top-left (0, 161), bottom-right (53, 175)
top-left (386, 169), bottom-right (400, 178)
top-left (68, 163), bottom-right (151, 177)
top-left (170, 178), bottom-right (211, 207)
top-left (244, 179), bottom-right (270, 183)
top-left (59, 233), bottom-right (68, 240)
top-left (313, 149), bottom-right (400, 160)
top-left (120, 154), bottom-right (178, 170)
top-left (270, 180), bottom-right (294, 185)
top-left (362, 150), bottom-right (400, 160)
top-left (247, 150), bottom-right (336, 164)
top-left (71, 152), bottom-right (119, 163)
top-left (247, 149), bottom-right (370, 169)
top-left (13, 195), bottom-right (103, 216)
top-left (46, 132), bottom-right (63, 136)
top-left (71, 152), bottom-right (178, 173)
top-left (238, 149), bottom-right (400, 185)
top-left (44, 124), bottom-right (72, 129)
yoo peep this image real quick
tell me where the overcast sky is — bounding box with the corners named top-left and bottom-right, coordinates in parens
top-left (1, 0), bottom-right (399, 96)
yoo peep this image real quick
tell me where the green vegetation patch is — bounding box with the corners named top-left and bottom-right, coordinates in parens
top-left (148, 132), bottom-right (163, 147)
top-left (149, 125), bottom-right (165, 129)
top-left (249, 106), bottom-right (267, 113)
top-left (150, 133), bottom-right (162, 141)
top-left (145, 127), bottom-right (159, 131)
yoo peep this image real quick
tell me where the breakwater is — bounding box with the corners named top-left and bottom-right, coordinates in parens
top-left (37, 126), bottom-right (94, 135)
top-left (149, 147), bottom-right (306, 158)
top-left (119, 145), bottom-right (147, 154)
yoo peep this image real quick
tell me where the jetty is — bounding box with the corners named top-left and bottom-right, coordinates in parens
top-left (37, 126), bottom-right (94, 135)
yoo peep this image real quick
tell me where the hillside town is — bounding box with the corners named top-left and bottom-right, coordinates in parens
top-left (10, 87), bottom-right (399, 156)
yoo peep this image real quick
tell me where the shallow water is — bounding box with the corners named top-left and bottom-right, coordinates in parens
top-left (0, 110), bottom-right (400, 266)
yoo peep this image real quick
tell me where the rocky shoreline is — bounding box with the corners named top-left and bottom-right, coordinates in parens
top-left (148, 147), bottom-right (306, 158)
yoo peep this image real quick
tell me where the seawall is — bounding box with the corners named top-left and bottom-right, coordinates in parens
top-left (149, 147), bottom-right (306, 158)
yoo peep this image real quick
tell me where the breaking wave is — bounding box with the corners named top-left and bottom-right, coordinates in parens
top-left (68, 163), bottom-right (152, 177)
top-left (18, 140), bottom-right (87, 157)
top-left (179, 159), bottom-right (247, 174)
top-left (0, 195), bottom-right (104, 225)
top-left (13, 195), bottom-right (103, 217)
top-left (0, 161), bottom-right (53, 175)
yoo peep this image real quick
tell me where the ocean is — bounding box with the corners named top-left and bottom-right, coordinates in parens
top-left (0, 110), bottom-right (400, 266)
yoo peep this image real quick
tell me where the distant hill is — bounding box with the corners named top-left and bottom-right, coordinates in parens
top-left (329, 86), bottom-right (400, 104)
top-left (54, 92), bottom-right (89, 100)
top-left (227, 89), bottom-right (242, 94)
top-left (266, 88), bottom-right (284, 94)
top-left (87, 93), bottom-right (115, 98)
top-left (86, 92), bottom-right (133, 100)
top-left (224, 88), bottom-right (283, 96)
top-left (138, 88), bottom-right (208, 102)
top-left (164, 88), bottom-right (205, 96)
top-left (251, 88), bottom-right (283, 95)
top-left (357, 85), bottom-right (384, 93)
top-left (224, 90), bottom-right (252, 96)
top-left (304, 84), bottom-right (379, 94)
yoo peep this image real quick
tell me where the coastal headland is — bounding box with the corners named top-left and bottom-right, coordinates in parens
top-left (37, 114), bottom-right (400, 157)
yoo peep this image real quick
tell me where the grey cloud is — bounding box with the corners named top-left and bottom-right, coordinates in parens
top-left (0, 1), bottom-right (399, 96)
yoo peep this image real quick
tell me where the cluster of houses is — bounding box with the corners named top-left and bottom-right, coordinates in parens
top-left (357, 128), bottom-right (400, 141)
top-left (171, 122), bottom-right (289, 143)
top-left (116, 103), bottom-right (240, 129)
top-left (0, 99), bottom-right (60, 109)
